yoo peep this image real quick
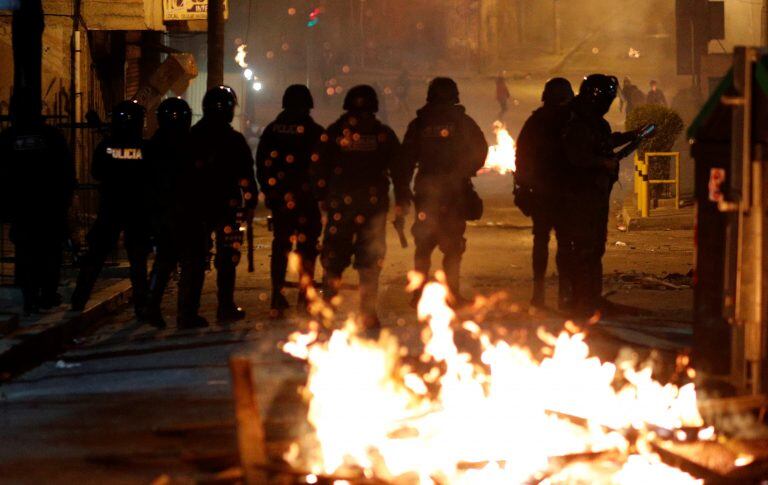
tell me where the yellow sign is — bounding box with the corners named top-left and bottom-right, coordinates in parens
top-left (163, 0), bottom-right (228, 21)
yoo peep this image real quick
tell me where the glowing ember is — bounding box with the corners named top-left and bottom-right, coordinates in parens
top-left (483, 121), bottom-right (516, 174)
top-left (281, 279), bottom-right (705, 483)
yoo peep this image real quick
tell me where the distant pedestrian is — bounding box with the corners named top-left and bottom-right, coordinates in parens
top-left (394, 68), bottom-right (411, 114)
top-left (0, 91), bottom-right (76, 314)
top-left (495, 73), bottom-right (511, 119)
top-left (619, 77), bottom-right (645, 120)
top-left (646, 80), bottom-right (667, 107)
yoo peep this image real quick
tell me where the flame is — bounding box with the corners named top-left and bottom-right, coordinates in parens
top-left (235, 44), bottom-right (248, 68)
top-left (483, 121), bottom-right (516, 174)
top-left (281, 281), bottom-right (704, 483)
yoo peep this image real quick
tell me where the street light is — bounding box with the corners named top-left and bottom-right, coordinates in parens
top-left (243, 68), bottom-right (254, 80)
top-left (252, 81), bottom-right (263, 92)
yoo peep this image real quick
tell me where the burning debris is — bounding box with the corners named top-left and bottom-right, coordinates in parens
top-left (279, 279), bottom-right (712, 483)
top-left (483, 121), bottom-right (516, 175)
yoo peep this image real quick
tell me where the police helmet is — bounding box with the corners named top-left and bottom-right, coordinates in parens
top-left (282, 84), bottom-right (314, 112)
top-left (343, 85), bottom-right (379, 113)
top-left (156, 97), bottom-right (192, 132)
top-left (111, 100), bottom-right (145, 140)
top-left (541, 77), bottom-right (574, 106)
top-left (579, 74), bottom-right (619, 115)
top-left (202, 85), bottom-right (238, 123)
top-left (426, 77), bottom-right (460, 104)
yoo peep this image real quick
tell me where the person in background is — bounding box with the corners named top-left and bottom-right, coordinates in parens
top-left (256, 85), bottom-right (324, 317)
top-left (618, 77), bottom-right (645, 121)
top-left (0, 91), bottom-right (76, 314)
top-left (646, 80), bottom-right (667, 107)
top-left (495, 73), bottom-right (511, 119)
top-left (514, 78), bottom-right (575, 309)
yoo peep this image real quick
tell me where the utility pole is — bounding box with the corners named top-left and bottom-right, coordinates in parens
top-left (207, 0), bottom-right (225, 88)
top-left (11, 0), bottom-right (43, 111)
top-left (553, 0), bottom-right (561, 55)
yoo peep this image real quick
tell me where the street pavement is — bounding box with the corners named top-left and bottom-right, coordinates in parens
top-left (0, 181), bottom-right (696, 483)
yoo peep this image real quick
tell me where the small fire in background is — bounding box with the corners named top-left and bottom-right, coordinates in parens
top-left (235, 44), bottom-right (248, 68)
top-left (483, 120), bottom-right (517, 175)
top-left (628, 47), bottom-right (641, 59)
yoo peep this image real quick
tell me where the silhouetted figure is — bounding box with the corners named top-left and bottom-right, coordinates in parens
top-left (619, 77), bottom-right (644, 120)
top-left (256, 85), bottom-right (323, 317)
top-left (312, 85), bottom-right (407, 329)
top-left (142, 97), bottom-right (193, 328)
top-left (562, 75), bottom-right (639, 315)
top-left (402, 78), bottom-right (488, 307)
top-left (646, 80), bottom-right (667, 107)
top-left (71, 101), bottom-right (152, 319)
top-left (514, 77), bottom-right (575, 309)
top-left (394, 68), bottom-right (411, 114)
top-left (495, 74), bottom-right (511, 119)
top-left (176, 86), bottom-right (258, 328)
top-left (0, 92), bottom-right (75, 314)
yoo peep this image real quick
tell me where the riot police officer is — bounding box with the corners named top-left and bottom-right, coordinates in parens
top-left (401, 77), bottom-right (488, 307)
top-left (514, 78), bottom-right (574, 309)
top-left (71, 100), bottom-right (153, 319)
top-left (562, 74), bottom-right (638, 315)
top-left (256, 85), bottom-right (324, 317)
top-left (177, 86), bottom-right (257, 328)
top-left (312, 85), bottom-right (407, 329)
top-left (0, 91), bottom-right (76, 314)
top-left (142, 97), bottom-right (193, 327)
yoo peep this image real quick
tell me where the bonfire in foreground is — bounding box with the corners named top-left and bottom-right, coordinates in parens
top-left (282, 280), bottom-right (706, 484)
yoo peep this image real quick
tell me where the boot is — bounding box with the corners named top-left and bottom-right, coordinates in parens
top-left (177, 313), bottom-right (209, 329)
top-left (71, 260), bottom-right (101, 311)
top-left (531, 278), bottom-right (546, 308)
top-left (216, 256), bottom-right (245, 322)
top-left (321, 271), bottom-right (342, 307)
top-left (177, 258), bottom-right (207, 328)
top-left (411, 252), bottom-right (431, 309)
top-left (358, 268), bottom-right (381, 331)
top-left (270, 290), bottom-right (290, 318)
top-left (443, 255), bottom-right (470, 308)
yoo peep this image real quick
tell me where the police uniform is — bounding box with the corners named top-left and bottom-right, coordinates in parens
top-left (71, 138), bottom-right (153, 316)
top-left (179, 116), bottom-right (257, 323)
top-left (515, 78), bottom-right (574, 308)
top-left (401, 89), bottom-right (488, 303)
top-left (0, 122), bottom-right (76, 312)
top-left (143, 100), bottom-right (193, 326)
top-left (256, 110), bottom-right (323, 313)
top-left (562, 76), bottom-right (636, 314)
top-left (312, 90), bottom-right (406, 326)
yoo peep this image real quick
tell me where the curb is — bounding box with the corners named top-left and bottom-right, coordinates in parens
top-left (0, 280), bottom-right (133, 381)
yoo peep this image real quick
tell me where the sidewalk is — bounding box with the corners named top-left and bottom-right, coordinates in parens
top-left (0, 266), bottom-right (133, 380)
